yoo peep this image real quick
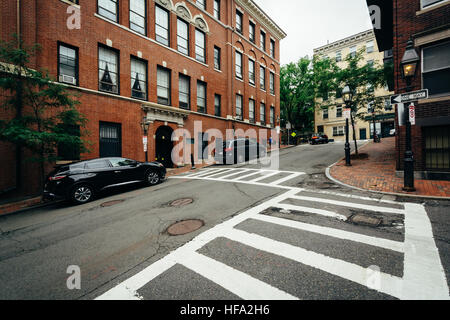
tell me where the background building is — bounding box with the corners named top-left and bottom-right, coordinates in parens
top-left (367, 0), bottom-right (450, 179)
top-left (0, 0), bottom-right (286, 199)
top-left (313, 29), bottom-right (394, 141)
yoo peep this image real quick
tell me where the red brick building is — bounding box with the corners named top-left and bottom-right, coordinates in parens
top-left (0, 0), bottom-right (286, 199)
top-left (367, 0), bottom-right (450, 180)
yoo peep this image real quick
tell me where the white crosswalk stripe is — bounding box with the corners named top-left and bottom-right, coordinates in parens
top-left (97, 169), bottom-right (449, 300)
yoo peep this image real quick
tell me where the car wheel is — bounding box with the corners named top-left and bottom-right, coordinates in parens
top-left (71, 184), bottom-right (94, 205)
top-left (146, 170), bottom-right (161, 186)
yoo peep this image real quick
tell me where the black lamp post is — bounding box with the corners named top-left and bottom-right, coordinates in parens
top-left (140, 117), bottom-right (150, 162)
top-left (400, 39), bottom-right (420, 192)
top-left (342, 85), bottom-right (352, 166)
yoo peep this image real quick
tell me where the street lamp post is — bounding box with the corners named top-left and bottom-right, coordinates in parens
top-left (140, 117), bottom-right (150, 163)
top-left (400, 39), bottom-right (420, 192)
top-left (342, 85), bottom-right (352, 166)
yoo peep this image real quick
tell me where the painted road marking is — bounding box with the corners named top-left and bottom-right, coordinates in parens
top-left (274, 203), bottom-right (347, 221)
top-left (97, 174), bottom-right (449, 300)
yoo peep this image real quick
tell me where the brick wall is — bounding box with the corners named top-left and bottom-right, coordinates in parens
top-left (0, 0), bottom-right (284, 200)
top-left (393, 0), bottom-right (450, 171)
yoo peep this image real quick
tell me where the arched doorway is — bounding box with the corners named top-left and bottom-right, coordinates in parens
top-left (155, 126), bottom-right (174, 168)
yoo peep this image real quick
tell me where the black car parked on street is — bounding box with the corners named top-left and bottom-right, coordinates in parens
top-left (215, 139), bottom-right (267, 164)
top-left (310, 133), bottom-right (329, 145)
top-left (44, 158), bottom-right (166, 205)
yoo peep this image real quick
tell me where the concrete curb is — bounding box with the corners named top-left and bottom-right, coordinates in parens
top-left (325, 143), bottom-right (450, 201)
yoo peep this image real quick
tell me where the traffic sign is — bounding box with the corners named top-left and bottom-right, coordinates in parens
top-left (390, 89), bottom-right (428, 105)
top-left (343, 108), bottom-right (351, 119)
top-left (291, 132), bottom-right (297, 138)
top-left (409, 103), bottom-right (416, 125)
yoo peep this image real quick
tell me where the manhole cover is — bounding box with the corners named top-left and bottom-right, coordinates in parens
top-left (167, 219), bottom-right (204, 236)
top-left (170, 198), bottom-right (194, 207)
top-left (350, 214), bottom-right (382, 227)
top-left (101, 199), bottom-right (125, 207)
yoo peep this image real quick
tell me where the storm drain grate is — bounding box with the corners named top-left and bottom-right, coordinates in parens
top-left (101, 199), bottom-right (125, 207)
top-left (170, 198), bottom-right (194, 207)
top-left (167, 219), bottom-right (204, 236)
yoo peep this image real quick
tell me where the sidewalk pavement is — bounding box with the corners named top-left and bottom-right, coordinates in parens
top-left (0, 144), bottom-right (294, 216)
top-left (329, 137), bottom-right (450, 198)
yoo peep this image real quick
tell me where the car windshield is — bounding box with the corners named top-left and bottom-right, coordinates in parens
top-left (110, 158), bottom-right (136, 167)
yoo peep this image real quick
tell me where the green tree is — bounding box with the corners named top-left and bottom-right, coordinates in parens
top-left (315, 49), bottom-right (390, 154)
top-left (280, 57), bottom-right (315, 133)
top-left (0, 35), bottom-right (90, 191)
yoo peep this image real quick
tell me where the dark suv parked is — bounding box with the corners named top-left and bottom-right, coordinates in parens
top-left (44, 158), bottom-right (166, 204)
top-left (215, 139), bottom-right (267, 164)
top-left (310, 133), bottom-right (329, 145)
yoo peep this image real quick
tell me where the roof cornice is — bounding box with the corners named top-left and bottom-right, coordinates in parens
top-left (235, 0), bottom-right (287, 40)
top-left (313, 29), bottom-right (375, 53)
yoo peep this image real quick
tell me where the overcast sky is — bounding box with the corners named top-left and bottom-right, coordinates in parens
top-left (255, 0), bottom-right (373, 65)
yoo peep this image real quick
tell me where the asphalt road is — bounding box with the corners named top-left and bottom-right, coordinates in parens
top-left (0, 141), bottom-right (448, 300)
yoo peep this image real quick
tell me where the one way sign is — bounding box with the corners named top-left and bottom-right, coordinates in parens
top-left (390, 89), bottom-right (428, 105)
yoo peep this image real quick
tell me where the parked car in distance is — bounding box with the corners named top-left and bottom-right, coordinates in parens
top-left (44, 158), bottom-right (166, 205)
top-left (215, 138), bottom-right (267, 164)
top-left (310, 133), bottom-right (329, 145)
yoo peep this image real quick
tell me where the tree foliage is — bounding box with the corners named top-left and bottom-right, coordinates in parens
top-left (0, 35), bottom-right (90, 175)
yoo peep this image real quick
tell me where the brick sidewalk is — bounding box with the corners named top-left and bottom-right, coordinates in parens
top-left (329, 137), bottom-right (450, 198)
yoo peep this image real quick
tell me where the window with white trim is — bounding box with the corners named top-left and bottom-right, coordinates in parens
top-left (260, 103), bottom-right (266, 125)
top-left (214, 46), bottom-right (221, 70)
top-left (260, 66), bottom-right (266, 90)
top-left (249, 99), bottom-right (255, 123)
top-left (235, 51), bottom-right (243, 79)
top-left (270, 72), bottom-right (275, 95)
top-left (58, 43), bottom-right (78, 86)
top-left (195, 29), bottom-right (206, 63)
top-left (215, 94), bottom-right (221, 117)
top-left (196, 0), bottom-right (206, 10)
top-left (421, 0), bottom-right (449, 9)
top-left (98, 46), bottom-right (119, 94)
top-left (179, 74), bottom-right (190, 110)
top-left (177, 18), bottom-right (189, 55)
top-left (197, 81), bottom-right (207, 113)
top-left (333, 126), bottom-right (345, 136)
top-left (157, 66), bottom-right (171, 105)
top-left (236, 94), bottom-right (243, 120)
top-left (366, 41), bottom-right (374, 54)
top-left (270, 106), bottom-right (275, 126)
top-left (249, 22), bottom-right (255, 43)
top-left (155, 5), bottom-right (170, 46)
top-left (131, 57), bottom-right (147, 100)
top-left (98, 0), bottom-right (118, 22)
top-left (350, 45), bottom-right (356, 58)
top-left (249, 59), bottom-right (255, 85)
top-left (130, 0), bottom-right (146, 35)
top-left (214, 0), bottom-right (220, 20)
top-left (260, 31), bottom-right (266, 51)
top-left (236, 10), bottom-right (243, 34)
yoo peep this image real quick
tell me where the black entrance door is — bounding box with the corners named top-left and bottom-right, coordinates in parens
top-left (99, 122), bottom-right (122, 158)
top-left (360, 128), bottom-right (367, 140)
top-left (155, 126), bottom-right (174, 168)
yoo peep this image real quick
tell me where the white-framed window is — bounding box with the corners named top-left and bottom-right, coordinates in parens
top-left (336, 50), bottom-right (342, 62)
top-left (179, 74), bottom-right (190, 110)
top-left (366, 40), bottom-right (374, 54)
top-left (130, 0), bottom-right (146, 35)
top-left (236, 10), bottom-right (243, 34)
top-left (260, 31), bottom-right (266, 51)
top-left (249, 22), bottom-right (255, 43)
top-left (270, 106), bottom-right (275, 126)
top-left (213, 0), bottom-right (220, 20)
top-left (260, 66), bottom-right (266, 90)
top-left (260, 103), bottom-right (266, 124)
top-left (215, 94), bottom-right (221, 117)
top-left (196, 0), bottom-right (206, 10)
top-left (249, 99), bottom-right (255, 123)
top-left (131, 57), bottom-right (147, 100)
top-left (270, 72), bottom-right (275, 95)
top-left (350, 45), bottom-right (357, 58)
top-left (98, 0), bottom-right (118, 22)
top-left (249, 59), bottom-right (255, 85)
top-left (177, 18), bottom-right (189, 55)
top-left (236, 94), bottom-right (243, 120)
top-left (155, 5), bottom-right (170, 46)
top-left (336, 106), bottom-right (343, 118)
top-left (58, 43), bottom-right (78, 86)
top-left (421, 0), bottom-right (449, 9)
top-left (422, 41), bottom-right (450, 96)
top-left (197, 81), bottom-right (207, 113)
top-left (235, 51), bottom-right (243, 79)
top-left (270, 39), bottom-right (275, 58)
top-left (98, 46), bottom-right (119, 94)
top-left (323, 108), bottom-right (329, 119)
top-left (157, 66), bottom-right (171, 105)
top-left (333, 126), bottom-right (345, 137)
top-left (195, 29), bottom-right (206, 63)
top-left (214, 46), bottom-right (221, 70)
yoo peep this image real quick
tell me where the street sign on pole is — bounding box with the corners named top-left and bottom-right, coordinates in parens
top-left (390, 89), bottom-right (428, 105)
top-left (409, 103), bottom-right (416, 126)
top-left (286, 122), bottom-right (292, 130)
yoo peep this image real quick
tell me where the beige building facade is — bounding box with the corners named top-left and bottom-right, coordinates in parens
top-left (313, 29), bottom-right (394, 142)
